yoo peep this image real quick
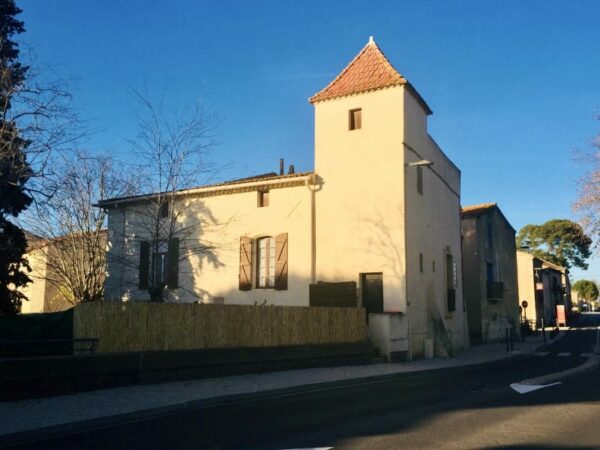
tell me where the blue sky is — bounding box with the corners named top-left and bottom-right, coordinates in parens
top-left (19, 0), bottom-right (600, 280)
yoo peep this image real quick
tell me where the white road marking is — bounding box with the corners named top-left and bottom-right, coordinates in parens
top-left (557, 352), bottom-right (571, 357)
top-left (534, 352), bottom-right (550, 356)
top-left (582, 353), bottom-right (594, 357)
top-left (510, 381), bottom-right (561, 394)
top-left (283, 448), bottom-right (333, 450)
top-left (510, 382), bottom-right (562, 394)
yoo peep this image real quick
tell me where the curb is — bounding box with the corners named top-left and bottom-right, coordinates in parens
top-left (532, 329), bottom-right (567, 352)
top-left (0, 354), bottom-right (525, 448)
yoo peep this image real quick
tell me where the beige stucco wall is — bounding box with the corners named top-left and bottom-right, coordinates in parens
top-left (313, 87), bottom-right (407, 312)
top-left (313, 86), bottom-right (466, 357)
top-left (105, 182), bottom-right (313, 306)
top-left (516, 250), bottom-right (536, 323)
top-left (403, 90), bottom-right (466, 357)
top-left (20, 248), bottom-right (48, 314)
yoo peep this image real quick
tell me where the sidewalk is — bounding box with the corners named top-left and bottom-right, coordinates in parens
top-left (0, 334), bottom-right (552, 441)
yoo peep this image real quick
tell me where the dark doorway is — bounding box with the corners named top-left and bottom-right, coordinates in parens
top-left (360, 272), bottom-right (383, 315)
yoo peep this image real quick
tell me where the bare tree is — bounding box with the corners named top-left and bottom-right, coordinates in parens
top-left (0, 1), bottom-right (79, 314)
top-left (573, 117), bottom-right (600, 245)
top-left (24, 151), bottom-right (136, 305)
top-left (1, 57), bottom-right (79, 202)
top-left (103, 91), bottom-right (220, 302)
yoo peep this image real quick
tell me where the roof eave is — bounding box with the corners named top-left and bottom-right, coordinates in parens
top-left (96, 172), bottom-right (314, 209)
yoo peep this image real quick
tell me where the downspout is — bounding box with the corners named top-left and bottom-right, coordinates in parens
top-left (402, 143), bottom-right (412, 361)
top-left (306, 174), bottom-right (317, 283)
top-left (120, 206), bottom-right (126, 301)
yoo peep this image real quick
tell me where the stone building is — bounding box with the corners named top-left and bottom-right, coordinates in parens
top-left (461, 203), bottom-right (519, 342)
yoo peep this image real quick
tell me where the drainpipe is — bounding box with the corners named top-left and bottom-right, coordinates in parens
top-left (306, 174), bottom-right (317, 283)
top-left (402, 144), bottom-right (412, 360)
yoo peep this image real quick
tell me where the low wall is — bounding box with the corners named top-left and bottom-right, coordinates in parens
top-left (74, 302), bottom-right (367, 353)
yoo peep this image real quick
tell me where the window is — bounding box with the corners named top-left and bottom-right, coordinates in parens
top-left (349, 108), bottom-right (362, 130)
top-left (419, 253), bottom-right (424, 273)
top-left (153, 241), bottom-right (169, 285)
top-left (138, 238), bottom-right (179, 290)
top-left (159, 202), bottom-right (169, 219)
top-left (258, 190), bottom-right (269, 207)
top-left (432, 260), bottom-right (436, 272)
top-left (486, 262), bottom-right (494, 283)
top-left (446, 254), bottom-right (456, 312)
top-left (417, 166), bottom-right (423, 195)
top-left (239, 234), bottom-right (288, 291)
top-left (257, 237), bottom-right (276, 288)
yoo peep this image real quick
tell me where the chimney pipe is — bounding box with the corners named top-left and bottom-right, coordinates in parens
top-left (288, 164), bottom-right (295, 174)
top-left (279, 158), bottom-right (284, 176)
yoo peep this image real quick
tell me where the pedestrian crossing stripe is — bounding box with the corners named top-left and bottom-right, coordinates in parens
top-left (534, 352), bottom-right (550, 356)
top-left (557, 352), bottom-right (571, 357)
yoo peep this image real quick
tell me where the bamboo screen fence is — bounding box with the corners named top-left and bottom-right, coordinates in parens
top-left (74, 302), bottom-right (367, 353)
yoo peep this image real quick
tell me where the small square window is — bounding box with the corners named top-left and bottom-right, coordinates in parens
top-left (349, 108), bottom-right (362, 130)
top-left (258, 190), bottom-right (269, 207)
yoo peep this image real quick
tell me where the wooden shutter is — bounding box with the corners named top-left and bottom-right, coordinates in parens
top-left (139, 241), bottom-right (150, 289)
top-left (274, 233), bottom-right (288, 290)
top-left (167, 237), bottom-right (179, 289)
top-left (239, 236), bottom-right (252, 291)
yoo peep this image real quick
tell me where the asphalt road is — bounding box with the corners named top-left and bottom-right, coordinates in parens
top-left (6, 314), bottom-right (600, 450)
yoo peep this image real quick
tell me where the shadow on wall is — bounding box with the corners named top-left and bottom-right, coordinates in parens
top-left (179, 200), bottom-right (229, 302)
top-left (107, 198), bottom-right (226, 303)
top-left (358, 206), bottom-right (405, 284)
top-left (358, 206), bottom-right (459, 357)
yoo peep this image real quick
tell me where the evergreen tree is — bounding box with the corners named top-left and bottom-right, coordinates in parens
top-left (516, 219), bottom-right (592, 270)
top-left (0, 0), bottom-right (33, 315)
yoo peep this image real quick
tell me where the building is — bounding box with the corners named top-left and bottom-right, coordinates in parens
top-left (461, 203), bottom-right (519, 343)
top-left (516, 251), bottom-right (571, 328)
top-left (100, 38), bottom-right (467, 359)
top-left (19, 231), bottom-right (106, 313)
top-left (19, 233), bottom-right (66, 313)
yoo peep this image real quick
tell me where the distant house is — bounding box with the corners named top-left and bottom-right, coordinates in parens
top-left (516, 251), bottom-right (571, 328)
top-left (99, 38), bottom-right (468, 360)
top-left (19, 231), bottom-right (107, 313)
top-left (461, 203), bottom-right (519, 343)
top-left (19, 232), bottom-right (64, 313)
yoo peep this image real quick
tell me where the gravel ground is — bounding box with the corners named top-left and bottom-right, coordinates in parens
top-left (0, 336), bottom-right (548, 436)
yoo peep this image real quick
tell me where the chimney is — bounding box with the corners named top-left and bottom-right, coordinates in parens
top-left (288, 164), bottom-right (295, 174)
top-left (279, 158), bottom-right (284, 176)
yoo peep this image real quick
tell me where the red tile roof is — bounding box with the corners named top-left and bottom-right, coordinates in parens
top-left (309, 37), bottom-right (431, 113)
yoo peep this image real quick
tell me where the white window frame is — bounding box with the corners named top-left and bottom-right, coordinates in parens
top-left (256, 236), bottom-right (276, 288)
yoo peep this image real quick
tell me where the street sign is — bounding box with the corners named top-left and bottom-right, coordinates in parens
top-left (521, 300), bottom-right (528, 308)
